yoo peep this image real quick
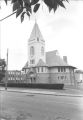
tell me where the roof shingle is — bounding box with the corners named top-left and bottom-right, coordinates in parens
top-left (46, 50), bottom-right (69, 67)
top-left (22, 61), bottom-right (28, 69)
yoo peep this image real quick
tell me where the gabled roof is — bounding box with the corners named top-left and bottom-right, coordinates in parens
top-left (22, 61), bottom-right (28, 69)
top-left (46, 50), bottom-right (75, 68)
top-left (27, 67), bottom-right (37, 78)
top-left (36, 59), bottom-right (48, 67)
top-left (29, 22), bottom-right (44, 42)
top-left (27, 67), bottom-right (36, 74)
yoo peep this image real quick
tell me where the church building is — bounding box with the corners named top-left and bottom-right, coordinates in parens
top-left (22, 22), bottom-right (76, 85)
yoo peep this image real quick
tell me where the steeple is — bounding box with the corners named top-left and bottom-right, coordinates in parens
top-left (28, 22), bottom-right (46, 67)
top-left (29, 22), bottom-right (44, 42)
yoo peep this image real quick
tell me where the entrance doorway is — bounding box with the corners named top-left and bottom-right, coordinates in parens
top-left (30, 77), bottom-right (36, 83)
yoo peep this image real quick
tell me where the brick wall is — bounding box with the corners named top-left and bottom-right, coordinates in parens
top-left (6, 69), bottom-right (76, 86)
top-left (36, 73), bottom-right (50, 83)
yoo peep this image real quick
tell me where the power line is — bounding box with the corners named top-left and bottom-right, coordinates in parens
top-left (0, 11), bottom-right (16, 59)
top-left (0, 11), bottom-right (16, 22)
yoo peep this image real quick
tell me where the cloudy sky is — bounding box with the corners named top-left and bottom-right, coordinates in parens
top-left (0, 1), bottom-right (83, 70)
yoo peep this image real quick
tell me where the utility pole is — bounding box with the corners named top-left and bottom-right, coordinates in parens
top-left (0, 2), bottom-right (1, 59)
top-left (5, 49), bottom-right (8, 90)
top-left (0, 6), bottom-right (16, 90)
top-left (0, 22), bottom-right (1, 59)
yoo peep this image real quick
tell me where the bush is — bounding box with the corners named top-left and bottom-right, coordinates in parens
top-left (0, 70), bottom-right (6, 81)
top-left (0, 59), bottom-right (6, 82)
top-left (1, 83), bottom-right (64, 89)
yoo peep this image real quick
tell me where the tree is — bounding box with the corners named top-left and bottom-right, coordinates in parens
top-left (3, 0), bottom-right (68, 22)
top-left (0, 59), bottom-right (6, 82)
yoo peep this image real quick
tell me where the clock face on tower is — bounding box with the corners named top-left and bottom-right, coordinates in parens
top-left (41, 47), bottom-right (44, 56)
top-left (30, 46), bottom-right (34, 57)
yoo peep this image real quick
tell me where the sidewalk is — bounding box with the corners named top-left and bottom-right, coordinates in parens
top-left (0, 87), bottom-right (83, 97)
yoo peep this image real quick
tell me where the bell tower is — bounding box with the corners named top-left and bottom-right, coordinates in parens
top-left (28, 22), bottom-right (45, 67)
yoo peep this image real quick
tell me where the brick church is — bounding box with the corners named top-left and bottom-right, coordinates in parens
top-left (22, 22), bottom-right (76, 85)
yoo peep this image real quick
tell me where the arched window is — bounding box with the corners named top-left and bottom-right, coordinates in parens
top-left (37, 37), bottom-right (39, 42)
top-left (41, 47), bottom-right (44, 56)
top-left (30, 46), bottom-right (34, 56)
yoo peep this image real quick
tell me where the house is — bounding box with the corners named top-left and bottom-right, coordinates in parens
top-left (22, 22), bottom-right (76, 85)
top-left (75, 70), bottom-right (83, 84)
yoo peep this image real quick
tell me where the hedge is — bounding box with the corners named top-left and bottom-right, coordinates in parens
top-left (0, 83), bottom-right (64, 89)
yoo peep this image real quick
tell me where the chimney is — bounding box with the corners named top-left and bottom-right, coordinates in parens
top-left (55, 50), bottom-right (59, 55)
top-left (63, 56), bottom-right (67, 63)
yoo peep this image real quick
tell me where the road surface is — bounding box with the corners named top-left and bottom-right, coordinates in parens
top-left (0, 91), bottom-right (83, 120)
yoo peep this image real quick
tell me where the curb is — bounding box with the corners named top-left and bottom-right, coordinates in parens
top-left (0, 89), bottom-right (83, 97)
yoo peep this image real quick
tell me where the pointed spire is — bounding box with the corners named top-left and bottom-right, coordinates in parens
top-left (29, 22), bottom-right (45, 42)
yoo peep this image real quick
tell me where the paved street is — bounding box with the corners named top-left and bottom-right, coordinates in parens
top-left (0, 90), bottom-right (83, 120)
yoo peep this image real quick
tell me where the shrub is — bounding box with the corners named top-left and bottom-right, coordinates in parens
top-left (2, 83), bottom-right (64, 89)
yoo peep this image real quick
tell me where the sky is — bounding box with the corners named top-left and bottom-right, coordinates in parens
top-left (0, 1), bottom-right (83, 70)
